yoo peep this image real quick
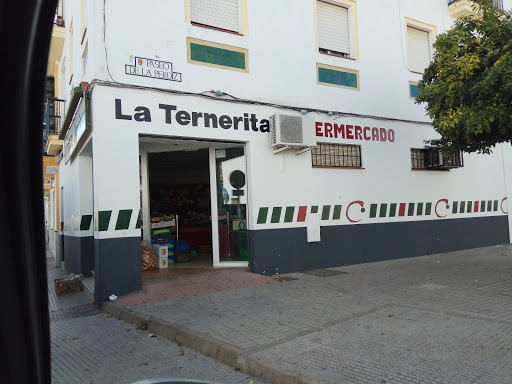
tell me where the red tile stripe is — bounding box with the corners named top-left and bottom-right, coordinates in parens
top-left (297, 206), bottom-right (307, 222)
top-left (398, 203), bottom-right (406, 217)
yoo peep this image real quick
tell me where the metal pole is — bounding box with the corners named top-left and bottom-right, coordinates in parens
top-left (227, 212), bottom-right (230, 260)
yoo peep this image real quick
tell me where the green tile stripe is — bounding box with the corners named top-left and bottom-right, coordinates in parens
top-left (379, 204), bottom-right (387, 218)
top-left (425, 203), bottom-right (432, 215)
top-left (416, 203), bottom-right (424, 216)
top-left (190, 43), bottom-right (246, 69)
top-left (493, 200), bottom-right (499, 211)
top-left (311, 206), bottom-right (319, 214)
top-left (466, 201), bottom-right (472, 213)
top-left (135, 209), bottom-right (143, 229)
top-left (481, 200), bottom-right (486, 212)
top-left (284, 207), bottom-right (295, 223)
top-left (322, 205), bottom-right (331, 220)
top-left (333, 205), bottom-right (342, 220)
top-left (487, 200), bottom-right (493, 211)
top-left (410, 83), bottom-right (419, 98)
top-left (271, 207), bottom-right (282, 223)
top-left (452, 201), bottom-right (459, 214)
top-left (408, 203), bottom-right (415, 216)
top-left (115, 209), bottom-right (133, 230)
top-left (369, 204), bottom-right (378, 218)
top-left (80, 214), bottom-right (92, 231)
top-left (257, 207), bottom-right (269, 224)
top-left (389, 203), bottom-right (397, 217)
top-left (98, 210), bottom-right (112, 232)
top-left (318, 67), bottom-right (358, 88)
top-left (459, 201), bottom-right (466, 213)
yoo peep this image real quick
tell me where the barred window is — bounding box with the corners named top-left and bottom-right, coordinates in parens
top-left (312, 143), bottom-right (362, 168)
top-left (411, 148), bottom-right (463, 169)
top-left (411, 148), bottom-right (425, 169)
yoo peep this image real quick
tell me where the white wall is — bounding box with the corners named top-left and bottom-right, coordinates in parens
top-left (57, 0), bottom-right (463, 123)
top-left (87, 85), bottom-right (508, 234)
top-left (57, 1), bottom-right (510, 239)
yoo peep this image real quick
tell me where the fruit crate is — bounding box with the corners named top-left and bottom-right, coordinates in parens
top-left (54, 278), bottom-right (82, 296)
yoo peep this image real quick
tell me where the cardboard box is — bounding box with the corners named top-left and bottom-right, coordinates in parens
top-left (152, 245), bottom-right (168, 259)
top-left (54, 278), bottom-right (82, 296)
top-left (159, 257), bottom-right (168, 268)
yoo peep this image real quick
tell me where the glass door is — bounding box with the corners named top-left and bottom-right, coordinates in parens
top-left (214, 147), bottom-right (248, 262)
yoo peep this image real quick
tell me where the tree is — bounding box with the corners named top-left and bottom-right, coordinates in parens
top-left (416, 0), bottom-right (512, 153)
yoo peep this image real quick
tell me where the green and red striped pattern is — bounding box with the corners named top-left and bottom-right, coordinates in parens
top-left (256, 198), bottom-right (504, 224)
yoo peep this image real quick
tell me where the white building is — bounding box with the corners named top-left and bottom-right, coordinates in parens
top-left (48, 0), bottom-right (512, 302)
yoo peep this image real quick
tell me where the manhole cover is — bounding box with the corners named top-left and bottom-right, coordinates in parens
top-left (274, 276), bottom-right (299, 282)
top-left (301, 269), bottom-right (347, 277)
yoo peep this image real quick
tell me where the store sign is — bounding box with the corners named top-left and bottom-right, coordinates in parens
top-left (63, 97), bottom-right (88, 163)
top-left (114, 98), bottom-right (270, 133)
top-left (315, 122), bottom-right (395, 143)
top-left (63, 129), bottom-right (74, 164)
top-left (125, 56), bottom-right (182, 82)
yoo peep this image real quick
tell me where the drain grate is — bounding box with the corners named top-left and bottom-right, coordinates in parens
top-left (301, 268), bottom-right (347, 277)
top-left (275, 276), bottom-right (299, 282)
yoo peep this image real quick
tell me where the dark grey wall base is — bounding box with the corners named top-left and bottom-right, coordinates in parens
top-left (55, 231), bottom-right (62, 267)
top-left (62, 235), bottom-right (94, 277)
top-left (94, 237), bottom-right (142, 303)
top-left (249, 216), bottom-right (510, 275)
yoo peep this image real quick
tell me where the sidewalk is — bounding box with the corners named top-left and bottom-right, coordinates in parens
top-left (103, 244), bottom-right (512, 384)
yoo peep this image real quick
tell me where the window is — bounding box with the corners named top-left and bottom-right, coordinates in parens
top-left (405, 18), bottom-right (436, 74)
top-left (81, 0), bottom-right (87, 43)
top-left (409, 81), bottom-right (419, 99)
top-left (317, 63), bottom-right (359, 90)
top-left (68, 18), bottom-right (73, 82)
top-left (411, 148), bottom-right (463, 169)
top-left (188, 0), bottom-right (247, 35)
top-left (187, 37), bottom-right (249, 73)
top-left (82, 43), bottom-right (88, 77)
top-left (312, 143), bottom-right (362, 168)
top-left (316, 0), bottom-right (358, 59)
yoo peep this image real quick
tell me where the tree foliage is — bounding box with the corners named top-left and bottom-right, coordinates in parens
top-left (416, 0), bottom-right (512, 153)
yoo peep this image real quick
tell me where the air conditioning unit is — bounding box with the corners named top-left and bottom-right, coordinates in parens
top-left (269, 114), bottom-right (313, 154)
top-left (425, 148), bottom-right (463, 169)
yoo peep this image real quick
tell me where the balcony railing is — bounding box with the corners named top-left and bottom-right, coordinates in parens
top-left (53, 0), bottom-right (63, 26)
top-left (43, 97), bottom-right (65, 153)
top-left (448, 0), bottom-right (503, 10)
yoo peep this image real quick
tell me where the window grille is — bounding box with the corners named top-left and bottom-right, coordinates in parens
top-left (411, 148), bottom-right (463, 169)
top-left (312, 143), bottom-right (362, 168)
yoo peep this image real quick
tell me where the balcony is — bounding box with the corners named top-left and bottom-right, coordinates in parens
top-left (43, 97), bottom-right (65, 155)
top-left (47, 3), bottom-right (65, 75)
top-left (448, 0), bottom-right (503, 18)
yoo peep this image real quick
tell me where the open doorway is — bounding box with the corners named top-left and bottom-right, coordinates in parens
top-left (148, 148), bottom-right (212, 267)
top-left (140, 137), bottom-right (249, 269)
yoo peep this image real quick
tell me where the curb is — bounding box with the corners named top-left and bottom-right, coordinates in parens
top-left (101, 301), bottom-right (330, 384)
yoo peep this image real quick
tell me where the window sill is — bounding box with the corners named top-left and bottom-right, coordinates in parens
top-left (411, 168), bottom-right (450, 172)
top-left (319, 51), bottom-right (356, 61)
top-left (191, 22), bottom-right (243, 36)
top-left (313, 166), bottom-right (365, 170)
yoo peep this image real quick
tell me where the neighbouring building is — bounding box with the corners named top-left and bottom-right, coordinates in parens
top-left (45, 0), bottom-right (512, 303)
